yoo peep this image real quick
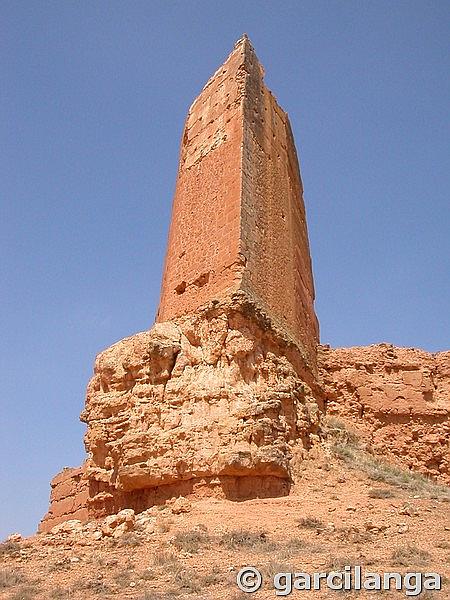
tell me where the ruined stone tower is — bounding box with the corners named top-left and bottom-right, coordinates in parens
top-left (39, 37), bottom-right (450, 533)
top-left (157, 35), bottom-right (319, 373)
top-left (39, 37), bottom-right (323, 531)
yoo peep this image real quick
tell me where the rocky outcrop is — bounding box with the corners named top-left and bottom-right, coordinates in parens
top-left (319, 344), bottom-right (450, 484)
top-left (40, 466), bottom-right (89, 532)
top-left (40, 298), bottom-right (322, 532)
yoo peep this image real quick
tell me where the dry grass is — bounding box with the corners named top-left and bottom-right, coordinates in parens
top-left (116, 531), bottom-right (142, 547)
top-left (391, 545), bottom-right (431, 567)
top-left (74, 578), bottom-right (112, 594)
top-left (140, 567), bottom-right (157, 581)
top-left (327, 418), bottom-right (450, 499)
top-left (137, 593), bottom-right (180, 600)
top-left (155, 516), bottom-right (173, 533)
top-left (297, 516), bottom-right (324, 530)
top-left (153, 550), bottom-right (179, 566)
top-left (0, 569), bottom-right (28, 589)
top-left (284, 537), bottom-right (308, 551)
top-left (112, 567), bottom-right (132, 588)
top-left (168, 564), bottom-right (201, 593)
top-left (262, 560), bottom-right (295, 588)
top-left (0, 541), bottom-right (20, 557)
top-left (219, 529), bottom-right (274, 551)
top-left (198, 566), bottom-right (223, 587)
top-left (8, 589), bottom-right (39, 600)
top-left (368, 487), bottom-right (395, 499)
top-left (172, 529), bottom-right (211, 553)
top-left (326, 555), bottom-right (357, 571)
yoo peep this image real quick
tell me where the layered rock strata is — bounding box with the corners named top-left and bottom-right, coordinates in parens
top-left (319, 344), bottom-right (450, 484)
top-left (41, 299), bottom-right (322, 531)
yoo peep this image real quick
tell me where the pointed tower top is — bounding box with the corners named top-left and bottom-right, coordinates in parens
top-left (234, 32), bottom-right (250, 47)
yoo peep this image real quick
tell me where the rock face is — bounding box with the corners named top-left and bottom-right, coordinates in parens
top-left (319, 344), bottom-right (450, 484)
top-left (40, 299), bottom-right (321, 531)
top-left (41, 466), bottom-right (89, 531)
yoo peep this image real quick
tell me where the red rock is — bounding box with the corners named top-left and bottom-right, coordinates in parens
top-left (319, 344), bottom-right (450, 483)
top-left (39, 38), bottom-right (449, 534)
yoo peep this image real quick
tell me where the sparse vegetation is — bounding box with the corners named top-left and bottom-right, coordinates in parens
top-left (153, 550), bottom-right (179, 566)
top-left (116, 531), bottom-right (142, 547)
top-left (172, 529), bottom-right (210, 553)
top-left (8, 587), bottom-right (39, 600)
top-left (262, 560), bottom-right (295, 588)
top-left (49, 587), bottom-right (70, 599)
top-left (0, 569), bottom-right (27, 589)
top-left (48, 559), bottom-right (71, 572)
top-left (326, 555), bottom-right (356, 571)
top-left (75, 578), bottom-right (112, 594)
top-left (137, 593), bottom-right (178, 600)
top-left (169, 564), bottom-right (201, 593)
top-left (112, 568), bottom-right (132, 588)
top-left (197, 566), bottom-right (223, 587)
top-left (298, 516), bottom-right (324, 530)
top-left (368, 487), bottom-right (395, 499)
top-left (327, 418), bottom-right (450, 499)
top-left (0, 541), bottom-right (20, 557)
top-left (140, 567), bottom-right (157, 581)
top-left (155, 516), bottom-right (173, 533)
top-left (391, 545), bottom-right (431, 566)
top-left (284, 537), bottom-right (308, 551)
top-left (220, 529), bottom-right (273, 551)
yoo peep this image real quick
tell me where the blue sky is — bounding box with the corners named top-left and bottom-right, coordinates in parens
top-left (1, 1), bottom-right (449, 538)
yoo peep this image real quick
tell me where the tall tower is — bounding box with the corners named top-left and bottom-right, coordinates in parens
top-left (158, 35), bottom-right (318, 370)
top-left (40, 38), bottom-right (325, 532)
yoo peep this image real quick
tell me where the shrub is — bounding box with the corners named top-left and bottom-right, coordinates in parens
top-left (391, 545), bottom-right (431, 567)
top-left (298, 516), bottom-right (324, 530)
top-left (220, 529), bottom-right (273, 550)
top-left (0, 569), bottom-right (27, 589)
top-left (172, 530), bottom-right (210, 553)
top-left (368, 488), bottom-right (395, 499)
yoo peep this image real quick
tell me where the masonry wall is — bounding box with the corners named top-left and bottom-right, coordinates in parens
top-left (157, 37), bottom-right (318, 372)
top-left (156, 44), bottom-right (245, 322)
top-left (239, 42), bottom-right (319, 372)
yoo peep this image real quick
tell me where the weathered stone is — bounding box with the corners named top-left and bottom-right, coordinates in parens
top-left (319, 344), bottom-right (450, 483)
top-left (39, 36), bottom-right (449, 536)
top-left (157, 35), bottom-right (319, 374)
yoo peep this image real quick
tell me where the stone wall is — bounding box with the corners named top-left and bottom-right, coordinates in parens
top-left (157, 36), bottom-right (318, 375)
top-left (156, 40), bottom-right (246, 323)
top-left (39, 466), bottom-right (89, 532)
top-left (240, 40), bottom-right (318, 371)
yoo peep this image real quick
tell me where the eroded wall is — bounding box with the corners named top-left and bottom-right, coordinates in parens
top-left (319, 344), bottom-right (450, 483)
top-left (156, 42), bottom-right (245, 322)
top-left (157, 37), bottom-right (318, 372)
top-left (240, 41), bottom-right (318, 372)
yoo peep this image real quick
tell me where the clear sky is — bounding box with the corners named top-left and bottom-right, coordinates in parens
top-left (1, 1), bottom-right (449, 538)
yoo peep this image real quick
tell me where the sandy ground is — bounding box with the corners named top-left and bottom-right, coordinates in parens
top-left (1, 453), bottom-right (449, 600)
